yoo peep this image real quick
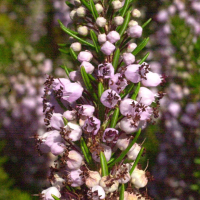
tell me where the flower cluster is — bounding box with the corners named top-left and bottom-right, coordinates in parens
top-left (36, 1), bottom-right (164, 199)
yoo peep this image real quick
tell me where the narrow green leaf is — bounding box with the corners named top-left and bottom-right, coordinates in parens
top-left (118, 11), bottom-right (131, 37)
top-left (89, 0), bottom-right (99, 20)
top-left (107, 157), bottom-right (115, 164)
top-left (58, 20), bottom-right (95, 48)
top-left (62, 117), bottom-right (68, 125)
top-left (129, 147), bottom-right (144, 175)
top-left (100, 151), bottom-right (109, 176)
top-left (88, 74), bottom-right (97, 82)
top-left (80, 0), bottom-right (91, 10)
top-left (90, 30), bottom-right (99, 53)
top-left (132, 37), bottom-right (149, 56)
top-left (98, 82), bottom-right (105, 122)
top-left (60, 65), bottom-right (72, 78)
top-left (98, 82), bottom-right (104, 98)
top-left (138, 52), bottom-right (150, 64)
top-left (112, 48), bottom-right (120, 71)
top-left (120, 83), bottom-right (135, 99)
top-left (81, 66), bottom-right (98, 101)
top-left (69, 47), bottom-right (77, 60)
top-left (142, 18), bottom-right (152, 28)
top-left (119, 184), bottom-right (125, 200)
top-left (80, 137), bottom-right (93, 165)
top-left (131, 82), bottom-right (140, 100)
top-left (110, 107), bottom-right (119, 128)
top-left (52, 194), bottom-right (61, 200)
top-left (58, 48), bottom-right (70, 55)
top-left (65, 1), bottom-right (74, 9)
top-left (120, 0), bottom-right (130, 17)
top-left (108, 129), bottom-right (141, 168)
top-left (58, 43), bottom-right (67, 47)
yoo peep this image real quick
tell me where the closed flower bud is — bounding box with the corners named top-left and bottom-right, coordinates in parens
top-left (76, 6), bottom-right (86, 17)
top-left (44, 130), bottom-right (62, 147)
top-left (100, 175), bottom-right (119, 193)
top-left (77, 26), bottom-right (88, 36)
top-left (116, 133), bottom-right (130, 150)
top-left (107, 31), bottom-right (120, 43)
top-left (41, 187), bottom-right (61, 200)
top-left (64, 122), bottom-right (82, 141)
top-left (112, 0), bottom-right (123, 10)
top-left (128, 20), bottom-right (138, 27)
top-left (98, 33), bottom-right (107, 44)
top-left (137, 87), bottom-right (155, 106)
top-left (114, 16), bottom-right (124, 26)
top-left (77, 104), bottom-right (95, 117)
top-left (78, 51), bottom-right (93, 62)
top-left (132, 9), bottom-right (141, 18)
top-left (101, 41), bottom-right (116, 55)
top-left (96, 17), bottom-right (107, 27)
top-left (100, 89), bottom-right (121, 108)
top-left (123, 53), bottom-right (135, 65)
top-left (66, 150), bottom-right (83, 170)
top-left (95, 3), bottom-right (103, 13)
top-left (127, 43), bottom-right (137, 53)
top-left (141, 71), bottom-right (162, 87)
top-left (63, 110), bottom-right (77, 121)
top-left (131, 168), bottom-right (148, 188)
top-left (70, 42), bottom-right (82, 52)
top-left (50, 142), bottom-right (65, 156)
top-left (127, 143), bottom-right (141, 160)
top-left (91, 185), bottom-right (105, 199)
top-left (92, 144), bottom-right (112, 162)
top-left (127, 25), bottom-right (143, 38)
top-left (125, 64), bottom-right (141, 83)
top-left (80, 61), bottom-right (95, 74)
top-left (70, 9), bottom-right (77, 20)
top-left (68, 169), bottom-right (84, 187)
top-left (85, 171), bottom-right (101, 188)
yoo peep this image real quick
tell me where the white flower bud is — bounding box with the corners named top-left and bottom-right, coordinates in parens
top-left (98, 33), bottom-right (107, 44)
top-left (74, 0), bottom-right (81, 6)
top-left (101, 41), bottom-right (116, 55)
top-left (78, 51), bottom-right (93, 62)
top-left (91, 185), bottom-right (105, 199)
top-left (96, 17), bottom-right (107, 27)
top-left (66, 150), bottom-right (83, 170)
top-left (77, 26), bottom-right (88, 36)
top-left (63, 110), bottom-right (77, 121)
top-left (80, 61), bottom-right (95, 74)
top-left (117, 191), bottom-right (138, 200)
top-left (128, 20), bottom-right (138, 27)
top-left (127, 143), bottom-right (141, 160)
top-left (112, 0), bottom-right (123, 10)
top-left (132, 9), bottom-right (141, 18)
top-left (116, 133), bottom-right (130, 150)
top-left (107, 31), bottom-right (120, 43)
top-left (41, 187), bottom-right (61, 200)
top-left (115, 164), bottom-right (131, 184)
top-left (70, 42), bottom-right (82, 52)
top-left (123, 53), bottom-right (135, 65)
top-left (77, 6), bottom-right (86, 17)
top-left (114, 16), bottom-right (124, 26)
top-left (70, 9), bottom-right (77, 20)
top-left (137, 87), bottom-right (155, 106)
top-left (85, 171), bottom-right (101, 188)
top-left (95, 3), bottom-right (103, 13)
top-left (100, 175), bottom-right (119, 193)
top-left (127, 43), bottom-right (137, 53)
top-left (131, 168), bottom-right (148, 188)
top-left (127, 25), bottom-right (143, 38)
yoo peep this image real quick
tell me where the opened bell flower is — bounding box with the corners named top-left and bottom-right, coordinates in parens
top-left (63, 110), bottom-right (77, 121)
top-left (85, 170), bottom-right (101, 188)
top-left (64, 122), bottom-right (82, 141)
top-left (77, 104), bottom-right (95, 117)
top-left (68, 169), bottom-right (84, 187)
top-left (102, 128), bottom-right (119, 143)
top-left (124, 64), bottom-right (141, 83)
top-left (41, 187), bottom-right (61, 200)
top-left (127, 25), bottom-right (143, 38)
top-left (115, 164), bottom-right (131, 184)
top-left (78, 51), bottom-right (93, 62)
top-left (106, 31), bottom-right (120, 44)
top-left (137, 87), bottom-right (155, 106)
top-left (100, 175), bottom-right (119, 193)
top-left (44, 130), bottom-right (62, 148)
top-left (141, 71), bottom-right (162, 87)
top-left (116, 133), bottom-right (130, 151)
top-left (100, 89), bottom-right (121, 108)
top-left (98, 63), bottom-right (114, 79)
top-left (101, 41), bottom-right (116, 55)
top-left (50, 113), bottom-right (64, 130)
top-left (66, 150), bottom-right (83, 170)
top-left (92, 144), bottom-right (112, 162)
top-left (109, 73), bottom-right (128, 93)
top-left (127, 143), bottom-right (141, 160)
top-left (82, 116), bottom-right (101, 135)
top-left (91, 185), bottom-right (105, 199)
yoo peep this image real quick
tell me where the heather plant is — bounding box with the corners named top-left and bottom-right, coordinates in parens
top-left (35, 1), bottom-right (165, 200)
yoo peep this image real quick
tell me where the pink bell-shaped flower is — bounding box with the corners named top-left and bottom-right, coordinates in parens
top-left (100, 89), bottom-right (121, 108)
top-left (41, 186), bottom-right (61, 200)
top-left (68, 169), bottom-right (84, 187)
top-left (80, 61), bottom-right (95, 74)
top-left (142, 71), bottom-right (162, 87)
top-left (77, 104), bottom-right (95, 117)
top-left (50, 113), bottom-right (64, 130)
top-left (124, 64), bottom-right (141, 83)
top-left (92, 144), bottom-right (112, 162)
top-left (66, 150), bottom-right (83, 170)
top-left (137, 87), bottom-right (155, 106)
top-left (82, 116), bottom-right (101, 135)
top-left (98, 63), bottom-right (114, 79)
top-left (123, 53), bottom-right (135, 65)
top-left (50, 142), bottom-right (65, 156)
top-left (102, 128), bottom-right (119, 143)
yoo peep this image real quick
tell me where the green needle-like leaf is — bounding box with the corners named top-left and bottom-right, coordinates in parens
top-left (98, 82), bottom-right (105, 122)
top-left (112, 48), bottom-right (120, 71)
top-left (59, 20), bottom-right (95, 48)
top-left (100, 151), bottom-right (109, 176)
top-left (120, 83), bottom-right (135, 99)
top-left (65, 1), bottom-right (74, 9)
top-left (132, 37), bottom-right (149, 56)
top-left (118, 11), bottom-right (131, 37)
top-left (60, 65), bottom-right (73, 78)
top-left (89, 0), bottom-right (99, 20)
top-left (131, 82), bottom-right (140, 100)
top-left (129, 147), bottom-right (144, 175)
top-left (80, 0), bottom-right (91, 11)
top-left (80, 137), bottom-right (93, 166)
top-left (58, 48), bottom-right (70, 55)
top-left (52, 194), bottom-right (61, 200)
top-left (142, 18), bottom-right (152, 28)
top-left (120, 0), bottom-right (130, 17)
top-left (108, 129), bottom-right (141, 168)
top-left (138, 52), bottom-right (150, 64)
top-left (69, 47), bottom-right (77, 60)
top-left (110, 107), bottom-right (119, 128)
top-left (90, 30), bottom-right (99, 53)
top-left (119, 184), bottom-right (125, 200)
top-left (62, 117), bottom-right (68, 125)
